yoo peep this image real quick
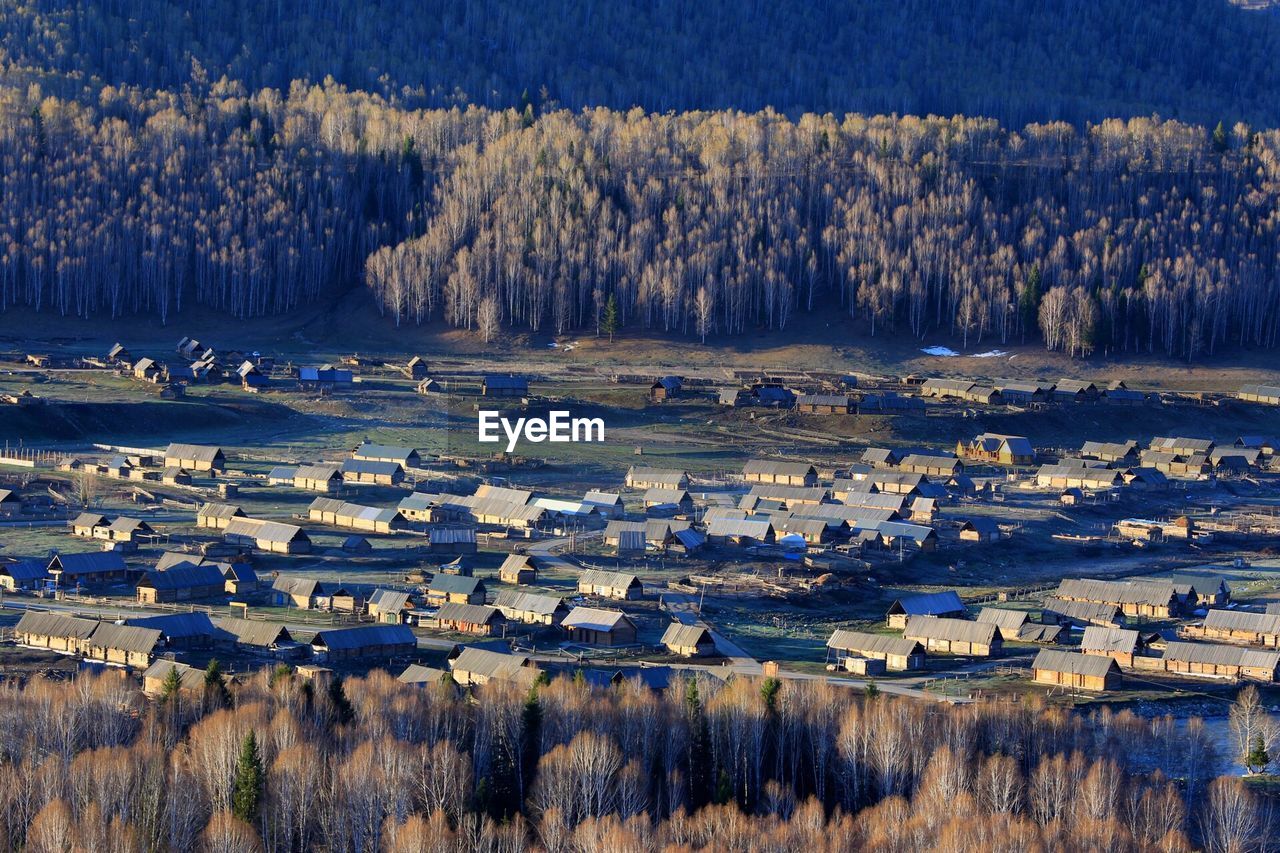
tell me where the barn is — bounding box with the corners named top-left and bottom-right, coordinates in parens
top-left (164, 443), bottom-right (225, 473)
top-left (886, 590), bottom-right (965, 630)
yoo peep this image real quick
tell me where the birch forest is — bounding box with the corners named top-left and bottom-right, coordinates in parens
top-left (3, 0), bottom-right (1280, 356)
top-left (0, 667), bottom-right (1268, 852)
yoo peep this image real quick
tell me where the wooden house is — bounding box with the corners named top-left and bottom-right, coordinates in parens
top-left (624, 466), bottom-right (689, 490)
top-left (742, 460), bottom-right (818, 487)
top-left (136, 563), bottom-right (226, 603)
top-left (352, 443), bottom-right (422, 469)
top-left (886, 590), bottom-right (965, 630)
top-left (310, 625), bottom-right (416, 661)
top-left (294, 464), bottom-right (344, 493)
top-left (197, 502), bottom-right (245, 529)
top-left (450, 647), bottom-right (539, 687)
top-left (661, 623), bottom-right (716, 657)
top-left (1162, 641), bottom-right (1280, 682)
top-left (47, 551), bottom-right (129, 588)
top-left (1185, 609), bottom-right (1280, 647)
top-left (561, 607), bottom-right (638, 646)
top-left (163, 443), bottom-right (225, 473)
top-left (1055, 578), bottom-right (1179, 619)
top-left (826, 629), bottom-right (926, 671)
top-left (1080, 626), bottom-right (1144, 667)
top-left (494, 590), bottom-right (567, 626)
top-left (223, 518), bottom-right (311, 553)
top-left (577, 569), bottom-right (642, 600)
top-left (904, 616), bottom-right (1002, 656)
top-left (498, 553), bottom-right (537, 584)
top-left (340, 458), bottom-right (405, 486)
top-left (84, 623), bottom-right (162, 668)
top-left (433, 602), bottom-right (507, 636)
top-left (367, 589), bottom-right (415, 624)
top-left (794, 394), bottom-right (853, 415)
top-left (426, 574), bottom-right (486, 606)
top-left (481, 375), bottom-right (529, 397)
top-left (404, 356), bottom-right (428, 380)
top-left (1041, 597), bottom-right (1126, 629)
top-left (1032, 649), bottom-right (1121, 691)
top-left (958, 433), bottom-right (1035, 465)
top-left (959, 518), bottom-right (1001, 543)
top-left (14, 611), bottom-right (99, 653)
top-left (649, 376), bottom-right (683, 402)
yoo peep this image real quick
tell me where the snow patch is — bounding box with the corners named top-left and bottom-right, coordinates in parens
top-left (921, 346), bottom-right (959, 357)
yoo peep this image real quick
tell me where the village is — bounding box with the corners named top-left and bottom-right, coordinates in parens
top-left (2, 336), bottom-right (1280, 708)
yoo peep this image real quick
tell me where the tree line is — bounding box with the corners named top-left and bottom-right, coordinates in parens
top-left (0, 665), bottom-right (1271, 852)
top-left (5, 78), bottom-right (1280, 356)
top-left (3, 0), bottom-right (1280, 128)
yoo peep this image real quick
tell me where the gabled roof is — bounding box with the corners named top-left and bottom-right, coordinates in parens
top-left (562, 607), bottom-right (635, 633)
top-left (887, 590), bottom-right (964, 617)
top-left (71, 512), bottom-right (108, 528)
top-left (311, 624), bottom-right (415, 650)
top-left (1033, 649), bottom-right (1119, 678)
top-left (742, 460), bottom-right (817, 478)
top-left (904, 616), bottom-right (998, 645)
top-left (368, 589), bottom-right (412, 613)
top-left (86, 623), bottom-right (162, 654)
top-left (661, 623), bottom-right (714, 648)
top-left (579, 569), bottom-right (641, 589)
top-left (16, 611), bottom-right (99, 639)
top-left (1081, 626), bottom-right (1140, 655)
top-left (436, 602), bottom-right (502, 625)
top-left (0, 558), bottom-right (49, 581)
top-left (295, 463), bottom-right (342, 481)
top-left (429, 574), bottom-right (483, 595)
top-left (352, 444), bottom-right (419, 465)
top-left (398, 663), bottom-right (450, 685)
top-left (126, 612), bottom-right (219, 639)
top-left (164, 443), bottom-right (223, 463)
top-left (1163, 641), bottom-right (1280, 670)
top-left (975, 608), bottom-right (1028, 633)
top-left (1201, 609), bottom-right (1280, 635)
top-left (272, 576), bottom-right (325, 598)
top-left (215, 617), bottom-right (293, 647)
top-left (1056, 578), bottom-right (1177, 607)
top-left (48, 551), bottom-right (127, 576)
top-left (827, 630), bottom-right (923, 657)
top-left (451, 647), bottom-right (533, 682)
top-left (340, 459), bottom-right (403, 477)
top-left (137, 563), bottom-right (226, 591)
top-left (494, 590), bottom-right (564, 616)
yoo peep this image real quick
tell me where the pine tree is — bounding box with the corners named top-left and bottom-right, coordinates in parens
top-left (1213, 120), bottom-right (1229, 153)
top-left (232, 731), bottom-right (263, 822)
top-left (1246, 733), bottom-right (1270, 775)
top-left (328, 675), bottom-right (355, 725)
top-left (204, 658), bottom-right (230, 706)
top-left (601, 293), bottom-right (619, 342)
top-left (160, 665), bottom-right (183, 701)
top-left (1019, 264), bottom-right (1042, 340)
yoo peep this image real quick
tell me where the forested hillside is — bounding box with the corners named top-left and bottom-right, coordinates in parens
top-left (4, 79), bottom-right (1280, 357)
top-left (3, 0), bottom-right (1280, 127)
top-left (2, 2), bottom-right (1280, 356)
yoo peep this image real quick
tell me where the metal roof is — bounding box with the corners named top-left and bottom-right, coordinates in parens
top-left (1202, 609), bottom-right (1280, 635)
top-left (644, 488), bottom-right (691, 505)
top-left (87, 623), bottom-right (162, 654)
top-left (451, 647), bottom-right (533, 681)
top-left (706, 518), bottom-right (774, 539)
top-left (975, 608), bottom-right (1028, 632)
top-left (904, 616), bottom-right (998, 645)
top-left (1033, 649), bottom-right (1118, 678)
top-left (742, 460), bottom-right (816, 477)
top-left (49, 551), bottom-right (127, 575)
top-left (16, 611), bottom-right (99, 639)
top-left (562, 607), bottom-right (633, 633)
top-left (368, 589), bottom-right (412, 613)
top-left (474, 484), bottom-right (534, 505)
top-left (430, 574), bottom-right (483, 595)
top-left (164, 444), bottom-right (223, 463)
top-left (1163, 641), bottom-right (1280, 670)
top-left (398, 664), bottom-right (449, 685)
top-left (1081, 626), bottom-right (1140, 654)
top-left (1042, 597), bottom-right (1122, 623)
top-left (887, 590), bottom-right (964, 616)
top-left (661, 623), bottom-right (713, 648)
top-left (1056, 579), bottom-right (1177, 607)
top-left (494, 590), bottom-right (564, 616)
top-left (827, 630), bottom-right (923, 657)
top-left (435, 602), bottom-right (502, 624)
top-left (295, 463), bottom-right (342, 481)
top-left (215, 617), bottom-right (293, 647)
top-left (126, 612), bottom-right (219, 639)
top-left (579, 569), bottom-right (640, 589)
top-left (311, 624), bottom-right (415, 650)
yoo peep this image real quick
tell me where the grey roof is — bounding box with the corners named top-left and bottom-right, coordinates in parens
top-left (295, 463), bottom-right (342, 481)
top-left (661, 623), bottom-right (714, 648)
top-left (625, 466), bottom-right (688, 486)
top-left (1081, 626), bottom-right (1141, 654)
top-left (142, 660), bottom-right (206, 690)
top-left (126, 612), bottom-right (219, 639)
top-left (429, 574), bottom-right (483, 595)
top-left (499, 554), bottom-right (536, 574)
top-left (0, 559), bottom-right (49, 581)
top-left (86, 623), bottom-right (162, 654)
top-left (673, 528), bottom-right (707, 549)
top-left (899, 454), bottom-right (961, 471)
top-left (311, 624), bottom-right (416, 650)
top-left (399, 492), bottom-right (437, 512)
top-left (562, 607), bottom-right (634, 633)
top-left (49, 551), bottom-right (127, 576)
top-left (1041, 597), bottom-right (1122, 623)
top-left (1163, 641), bottom-right (1280, 670)
top-left (579, 569), bottom-right (640, 590)
top-left (16, 611), bottom-right (99, 639)
top-left (887, 590), bottom-right (964, 617)
top-left (214, 617), bottom-right (293, 647)
top-left (224, 517), bottom-right (308, 545)
top-left (644, 487), bottom-right (691, 505)
top-left (340, 459), bottom-right (403, 477)
top-left (1201, 609), bottom-right (1280, 635)
top-left (1168, 574), bottom-right (1230, 596)
top-left (272, 576), bottom-right (325, 598)
top-left (368, 589), bottom-right (412, 613)
top-left (583, 490), bottom-right (623, 507)
top-left (827, 630), bottom-right (923, 657)
top-left (706, 518), bottom-right (774, 539)
top-left (1033, 649), bottom-right (1118, 678)
top-left (1149, 436), bottom-right (1215, 454)
top-left (494, 589), bottom-right (564, 616)
top-left (137, 563), bottom-right (226, 591)
top-left (975, 608), bottom-right (1029, 632)
top-left (1240, 384), bottom-right (1280, 399)
top-left (1018, 624), bottom-right (1064, 643)
top-left (164, 443), bottom-right (223, 463)
top-left (742, 460), bottom-right (817, 478)
top-left (435, 602), bottom-right (502, 624)
top-left (746, 485), bottom-right (828, 503)
top-left (794, 394), bottom-right (851, 407)
top-left (836, 492), bottom-right (906, 512)
top-left (450, 647), bottom-right (533, 682)
top-left (72, 512), bottom-right (108, 528)
top-left (474, 484), bottom-right (534, 505)
top-left (904, 616), bottom-right (998, 645)
top-left (398, 664), bottom-right (450, 685)
top-left (1080, 440), bottom-right (1138, 458)
top-left (1056, 578), bottom-right (1177, 607)
top-left (353, 444), bottom-right (419, 465)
